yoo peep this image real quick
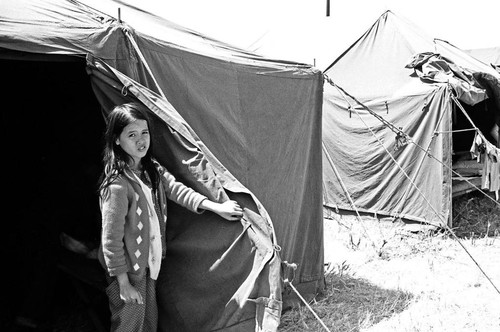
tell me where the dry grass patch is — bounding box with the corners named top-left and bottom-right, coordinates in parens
top-left (280, 264), bottom-right (412, 332)
top-left (279, 192), bottom-right (500, 332)
top-left (452, 191), bottom-right (500, 238)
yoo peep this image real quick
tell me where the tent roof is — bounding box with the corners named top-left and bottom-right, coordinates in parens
top-left (79, 0), bottom-right (267, 61)
top-left (433, 40), bottom-right (500, 75)
top-left (464, 46), bottom-right (500, 66)
top-left (324, 11), bottom-right (499, 102)
top-left (0, 0), bottom-right (310, 68)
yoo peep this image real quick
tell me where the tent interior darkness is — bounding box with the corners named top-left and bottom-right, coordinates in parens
top-left (453, 97), bottom-right (499, 158)
top-left (4, 55), bottom-right (110, 329)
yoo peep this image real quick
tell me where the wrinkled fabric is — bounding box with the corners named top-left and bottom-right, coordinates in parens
top-left (323, 84), bottom-right (453, 224)
top-left (406, 52), bottom-right (488, 105)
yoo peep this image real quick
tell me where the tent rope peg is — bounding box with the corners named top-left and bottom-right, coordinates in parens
top-left (282, 260), bottom-right (297, 284)
top-left (284, 278), bottom-right (333, 332)
top-left (281, 260), bottom-right (334, 330)
top-left (385, 101), bottom-right (389, 114)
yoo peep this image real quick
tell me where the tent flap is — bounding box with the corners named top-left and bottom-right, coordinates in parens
top-left (87, 55), bottom-right (282, 331)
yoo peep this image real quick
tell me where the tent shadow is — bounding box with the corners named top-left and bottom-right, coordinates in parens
top-left (280, 271), bottom-right (414, 332)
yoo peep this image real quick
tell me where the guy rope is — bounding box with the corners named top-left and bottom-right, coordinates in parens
top-left (323, 74), bottom-right (500, 295)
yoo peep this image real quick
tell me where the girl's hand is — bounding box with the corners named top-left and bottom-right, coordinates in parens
top-left (200, 199), bottom-right (243, 221)
top-left (117, 273), bottom-right (143, 304)
top-left (217, 200), bottom-right (244, 221)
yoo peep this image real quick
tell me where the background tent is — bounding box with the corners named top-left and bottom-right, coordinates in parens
top-left (0, 0), bottom-right (324, 329)
top-left (322, 11), bottom-right (500, 226)
top-left (464, 46), bottom-right (500, 71)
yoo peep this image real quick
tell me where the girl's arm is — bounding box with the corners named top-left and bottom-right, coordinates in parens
top-left (159, 166), bottom-right (243, 220)
top-left (101, 181), bottom-right (129, 277)
top-left (199, 199), bottom-right (243, 221)
top-left (160, 169), bottom-right (207, 213)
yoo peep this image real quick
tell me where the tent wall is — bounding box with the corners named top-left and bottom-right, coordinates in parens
top-left (97, 6), bottom-right (325, 297)
top-left (322, 84), bottom-right (452, 224)
top-left (130, 41), bottom-right (325, 293)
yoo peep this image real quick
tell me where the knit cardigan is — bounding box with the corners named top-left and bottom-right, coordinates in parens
top-left (98, 165), bottom-right (207, 283)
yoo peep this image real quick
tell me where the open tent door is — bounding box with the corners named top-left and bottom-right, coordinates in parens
top-left (3, 53), bottom-right (108, 329)
top-left (3, 51), bottom-right (282, 331)
top-left (86, 55), bottom-right (282, 332)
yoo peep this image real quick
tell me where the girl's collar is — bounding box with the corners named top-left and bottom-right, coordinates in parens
top-left (124, 167), bottom-right (142, 184)
top-left (130, 167), bottom-right (143, 178)
top-left (125, 167), bottom-right (152, 187)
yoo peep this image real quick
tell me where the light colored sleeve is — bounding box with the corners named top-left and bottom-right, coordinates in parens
top-left (101, 180), bottom-right (130, 277)
top-left (160, 167), bottom-right (207, 213)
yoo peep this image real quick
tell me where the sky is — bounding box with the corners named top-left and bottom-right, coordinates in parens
top-left (110, 0), bottom-right (499, 70)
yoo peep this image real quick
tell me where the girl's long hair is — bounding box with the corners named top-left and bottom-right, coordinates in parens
top-left (99, 102), bottom-right (160, 198)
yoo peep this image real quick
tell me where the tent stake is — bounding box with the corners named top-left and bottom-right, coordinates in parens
top-left (118, 8), bottom-right (121, 23)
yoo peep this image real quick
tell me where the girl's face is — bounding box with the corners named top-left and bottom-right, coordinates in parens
top-left (117, 119), bottom-right (150, 167)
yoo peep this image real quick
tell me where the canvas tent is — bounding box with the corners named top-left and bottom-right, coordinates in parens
top-left (1, 0), bottom-right (324, 330)
top-left (322, 11), bottom-right (500, 226)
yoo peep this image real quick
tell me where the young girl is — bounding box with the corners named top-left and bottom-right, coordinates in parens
top-left (98, 102), bottom-right (243, 332)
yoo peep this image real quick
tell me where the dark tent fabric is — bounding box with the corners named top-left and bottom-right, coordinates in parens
top-left (1, 0), bottom-right (324, 329)
top-left (87, 55), bottom-right (282, 331)
top-left (322, 11), bottom-right (500, 225)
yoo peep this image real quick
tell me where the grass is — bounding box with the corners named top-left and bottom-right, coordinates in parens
top-left (279, 191), bottom-right (500, 332)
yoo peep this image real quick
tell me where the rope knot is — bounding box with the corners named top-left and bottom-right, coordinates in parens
top-left (394, 128), bottom-right (409, 151)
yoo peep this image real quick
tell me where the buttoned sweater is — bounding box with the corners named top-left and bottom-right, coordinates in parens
top-left (98, 165), bottom-right (207, 283)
